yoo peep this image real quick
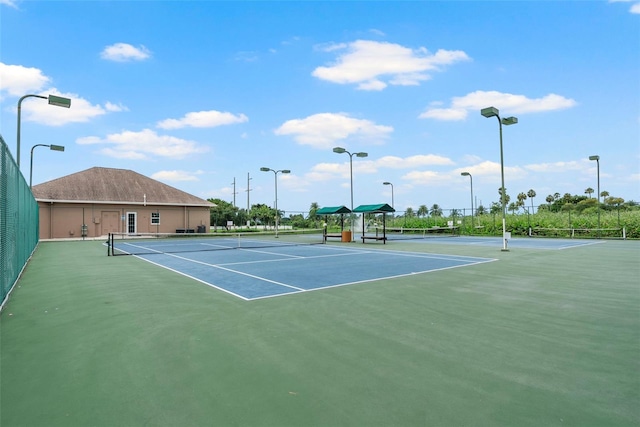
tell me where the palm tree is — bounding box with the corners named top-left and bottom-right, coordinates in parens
top-left (498, 187), bottom-right (511, 205)
top-left (527, 189), bottom-right (536, 212)
top-left (405, 207), bottom-right (415, 217)
top-left (600, 190), bottom-right (609, 199)
top-left (517, 192), bottom-right (527, 212)
top-left (585, 187), bottom-right (594, 198)
top-left (308, 202), bottom-right (319, 227)
top-left (430, 204), bottom-right (443, 217)
top-left (417, 205), bottom-right (428, 218)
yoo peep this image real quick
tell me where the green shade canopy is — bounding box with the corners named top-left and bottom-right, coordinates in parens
top-left (353, 204), bottom-right (395, 213)
top-left (316, 206), bottom-right (352, 215)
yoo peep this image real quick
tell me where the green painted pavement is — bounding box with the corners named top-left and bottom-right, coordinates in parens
top-left (1, 239), bottom-right (639, 426)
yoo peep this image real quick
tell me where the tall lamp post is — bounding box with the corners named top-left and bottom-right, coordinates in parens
top-left (481, 106), bottom-right (518, 251)
top-left (460, 172), bottom-right (474, 229)
top-left (30, 144), bottom-right (65, 188)
top-left (260, 167), bottom-right (290, 237)
top-left (383, 181), bottom-right (394, 209)
top-left (589, 155), bottom-right (600, 236)
top-left (17, 94), bottom-right (71, 168)
top-left (333, 147), bottom-right (368, 242)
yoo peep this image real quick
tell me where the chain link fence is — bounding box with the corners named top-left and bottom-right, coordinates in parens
top-left (1, 133), bottom-right (39, 309)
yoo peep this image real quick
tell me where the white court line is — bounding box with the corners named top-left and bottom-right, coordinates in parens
top-left (248, 258), bottom-right (498, 301)
top-left (128, 242), bottom-right (497, 301)
top-left (161, 252), bottom-right (306, 292)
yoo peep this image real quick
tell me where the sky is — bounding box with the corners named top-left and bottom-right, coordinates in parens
top-left (1, 0), bottom-right (638, 216)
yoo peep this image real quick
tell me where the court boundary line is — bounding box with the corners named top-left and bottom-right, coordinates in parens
top-left (249, 257), bottom-right (498, 301)
top-left (129, 246), bottom-right (497, 301)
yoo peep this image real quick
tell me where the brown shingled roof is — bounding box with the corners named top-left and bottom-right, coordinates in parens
top-left (32, 167), bottom-right (214, 207)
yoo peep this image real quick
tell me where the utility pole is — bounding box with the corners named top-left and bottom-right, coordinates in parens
top-left (246, 173), bottom-right (252, 226)
top-left (231, 177), bottom-right (238, 207)
top-left (246, 173), bottom-right (252, 211)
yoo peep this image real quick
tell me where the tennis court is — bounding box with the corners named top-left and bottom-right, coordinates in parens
top-left (2, 238), bottom-right (639, 427)
top-left (110, 234), bottom-right (496, 300)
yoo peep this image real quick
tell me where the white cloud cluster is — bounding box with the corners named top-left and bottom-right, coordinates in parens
top-left (0, 63), bottom-right (126, 125)
top-left (0, 0), bottom-right (18, 8)
top-left (100, 43), bottom-right (152, 62)
top-left (151, 170), bottom-right (204, 182)
top-left (76, 129), bottom-right (209, 160)
top-left (312, 40), bottom-right (470, 91)
top-left (420, 90), bottom-right (577, 120)
top-left (157, 110), bottom-right (248, 130)
top-left (0, 63), bottom-right (50, 97)
top-left (275, 112), bottom-right (393, 148)
top-left (609, 0), bottom-right (640, 14)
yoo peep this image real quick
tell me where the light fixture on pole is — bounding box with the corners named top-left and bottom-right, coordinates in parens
top-left (17, 94), bottom-right (71, 168)
top-left (589, 155), bottom-right (601, 236)
top-left (481, 106), bottom-right (518, 251)
top-left (383, 181), bottom-right (394, 210)
top-left (460, 172), bottom-right (474, 229)
top-left (30, 144), bottom-right (65, 188)
top-left (333, 147), bottom-right (368, 242)
top-left (260, 167), bottom-right (290, 237)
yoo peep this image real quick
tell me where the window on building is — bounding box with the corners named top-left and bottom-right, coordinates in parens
top-left (151, 212), bottom-right (160, 225)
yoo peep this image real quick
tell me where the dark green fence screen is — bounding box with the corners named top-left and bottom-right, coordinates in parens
top-left (1, 133), bottom-right (39, 308)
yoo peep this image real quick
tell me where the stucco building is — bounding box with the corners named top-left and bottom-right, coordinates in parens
top-left (32, 167), bottom-right (213, 239)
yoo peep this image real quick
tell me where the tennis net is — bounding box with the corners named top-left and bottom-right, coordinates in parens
top-left (108, 229), bottom-right (325, 256)
top-left (371, 226), bottom-right (460, 240)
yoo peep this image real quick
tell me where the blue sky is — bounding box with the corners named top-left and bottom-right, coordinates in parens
top-left (1, 0), bottom-right (638, 215)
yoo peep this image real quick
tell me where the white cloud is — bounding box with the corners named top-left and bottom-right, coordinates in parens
top-left (420, 90), bottom-right (577, 120)
top-left (419, 108), bottom-right (468, 121)
top-left (100, 43), bottom-right (152, 62)
top-left (233, 51), bottom-right (259, 62)
top-left (0, 63), bottom-right (51, 97)
top-left (151, 170), bottom-right (203, 182)
top-left (19, 89), bottom-right (116, 126)
top-left (0, 0), bottom-right (18, 8)
top-left (0, 63), bottom-right (126, 125)
top-left (375, 154), bottom-right (454, 168)
top-left (275, 112), bottom-right (393, 148)
top-left (524, 160), bottom-right (586, 173)
top-left (76, 128), bottom-right (209, 160)
top-left (452, 160), bottom-right (527, 181)
top-left (157, 110), bottom-right (248, 130)
top-left (609, 0), bottom-right (640, 13)
top-left (401, 170), bottom-right (451, 186)
top-left (312, 40), bottom-right (470, 91)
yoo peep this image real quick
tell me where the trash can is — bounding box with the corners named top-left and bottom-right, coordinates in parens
top-left (341, 230), bottom-right (352, 242)
top-left (197, 225), bottom-right (206, 233)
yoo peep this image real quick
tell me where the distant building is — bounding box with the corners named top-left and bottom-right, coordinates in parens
top-left (32, 167), bottom-right (214, 239)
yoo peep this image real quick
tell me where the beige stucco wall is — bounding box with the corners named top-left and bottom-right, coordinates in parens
top-left (37, 202), bottom-right (210, 239)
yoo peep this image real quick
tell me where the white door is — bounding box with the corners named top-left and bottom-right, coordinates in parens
top-left (127, 212), bottom-right (137, 234)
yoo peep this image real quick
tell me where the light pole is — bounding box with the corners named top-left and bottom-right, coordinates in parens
top-left (17, 94), bottom-right (71, 168)
top-left (260, 167), bottom-right (290, 237)
top-left (589, 155), bottom-right (600, 236)
top-left (481, 106), bottom-right (518, 251)
top-left (30, 144), bottom-right (65, 188)
top-left (383, 182), bottom-right (394, 209)
top-left (333, 147), bottom-right (368, 242)
top-left (461, 172), bottom-right (474, 229)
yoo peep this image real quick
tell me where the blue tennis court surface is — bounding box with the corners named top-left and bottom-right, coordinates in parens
top-left (132, 245), bottom-right (496, 300)
top-left (384, 235), bottom-right (606, 250)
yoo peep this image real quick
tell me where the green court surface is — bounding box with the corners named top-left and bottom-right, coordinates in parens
top-left (1, 239), bottom-right (639, 427)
